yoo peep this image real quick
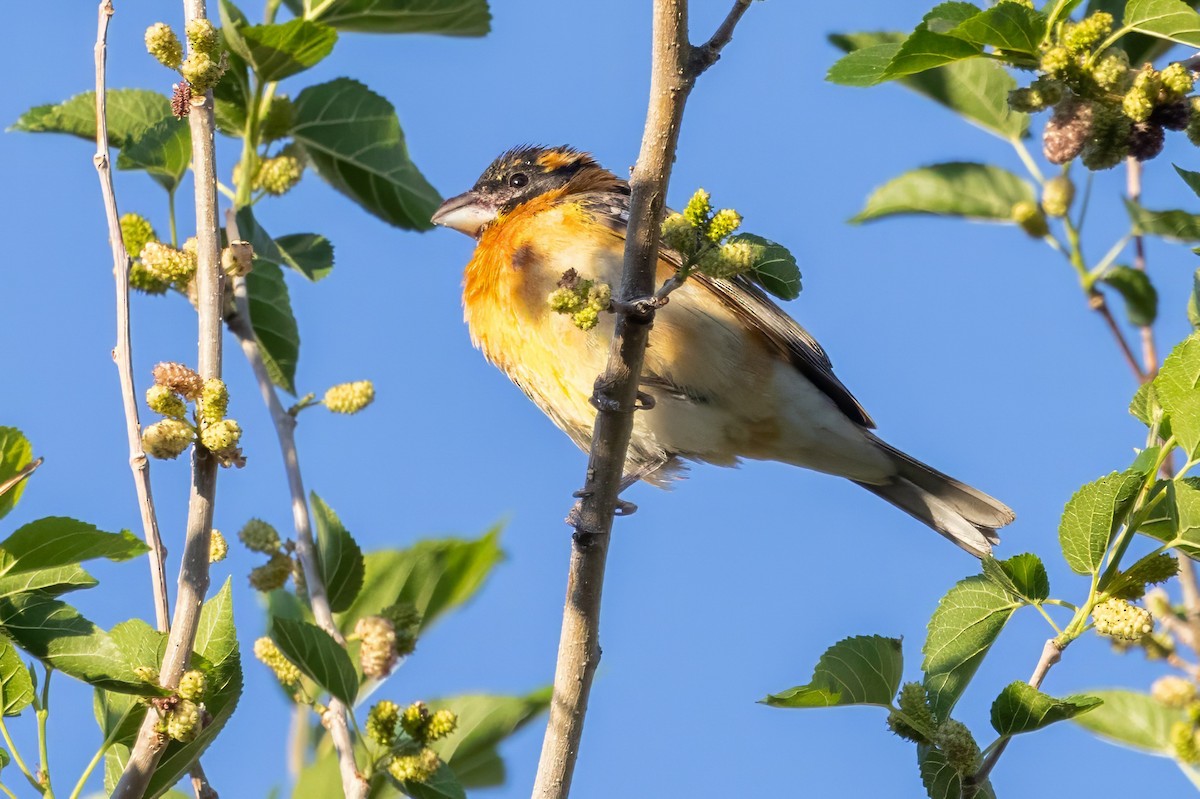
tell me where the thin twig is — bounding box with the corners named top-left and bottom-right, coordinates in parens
top-left (1088, 291), bottom-right (1145, 381)
top-left (90, 0), bottom-right (171, 633)
top-left (0, 458), bottom-right (42, 501)
top-left (189, 763), bottom-right (218, 799)
top-left (113, 0), bottom-right (225, 794)
top-left (224, 211), bottom-right (367, 799)
top-left (967, 639), bottom-right (1062, 793)
top-left (530, 3), bottom-right (750, 798)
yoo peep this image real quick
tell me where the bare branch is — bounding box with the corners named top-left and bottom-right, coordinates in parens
top-left (113, 0), bottom-right (225, 793)
top-left (90, 0), bottom-right (171, 633)
top-left (224, 210), bottom-right (367, 799)
top-left (531, 2), bottom-right (750, 797)
top-left (1088, 290), bottom-right (1145, 381)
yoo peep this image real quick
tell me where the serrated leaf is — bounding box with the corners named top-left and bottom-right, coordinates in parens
top-left (271, 617), bottom-right (357, 705)
top-left (429, 688), bottom-right (551, 788)
top-left (0, 637), bottom-right (33, 717)
top-left (93, 688), bottom-right (146, 749)
top-left (402, 762), bottom-right (467, 799)
top-left (1177, 163), bottom-right (1200, 198)
top-left (336, 527), bottom-right (503, 635)
top-left (10, 89), bottom-right (171, 148)
top-left (1101, 265), bottom-right (1158, 326)
top-left (762, 635), bottom-right (903, 708)
top-left (1125, 198), bottom-right (1200, 240)
top-left (145, 580), bottom-right (242, 798)
top-left (982, 552), bottom-right (1050, 602)
top-left (310, 493), bottom-right (364, 614)
top-left (924, 2), bottom-right (984, 30)
top-left (923, 575), bottom-right (1020, 719)
top-left (828, 42), bottom-right (903, 86)
top-left (0, 565), bottom-right (96, 600)
top-left (213, 44), bottom-right (251, 139)
top-left (1088, 0), bottom-right (1200, 61)
top-left (292, 78), bottom-right (440, 230)
top-left (1072, 688), bottom-right (1184, 754)
top-left (730, 233), bottom-right (802, 300)
top-left (830, 33), bottom-right (1027, 139)
top-left (1124, 0), bottom-right (1200, 47)
top-left (990, 682), bottom-right (1101, 735)
top-left (233, 18), bottom-right (338, 82)
top-left (0, 593), bottom-right (152, 693)
top-left (854, 162), bottom-right (1034, 223)
top-left (950, 3), bottom-right (1047, 53)
top-left (918, 744), bottom-right (996, 799)
top-left (883, 28), bottom-right (984, 79)
top-left (0, 517), bottom-right (147, 578)
top-left (1058, 471), bottom-right (1144, 575)
top-left (1148, 478), bottom-right (1200, 558)
top-left (247, 259), bottom-right (300, 395)
top-left (236, 206), bottom-right (333, 282)
top-left (1155, 334), bottom-right (1200, 457)
top-left (0, 428), bottom-right (33, 521)
top-left (290, 0), bottom-right (491, 36)
top-left (115, 117), bottom-right (191, 193)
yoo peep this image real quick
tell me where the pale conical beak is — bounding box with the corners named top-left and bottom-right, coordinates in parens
top-left (431, 191), bottom-right (498, 238)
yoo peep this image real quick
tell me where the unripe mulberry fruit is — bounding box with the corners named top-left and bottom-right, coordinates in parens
top-left (255, 155), bottom-right (303, 196)
top-left (706, 208), bottom-right (742, 242)
top-left (660, 212), bottom-right (697, 254)
top-left (934, 719), bottom-right (981, 776)
top-left (1092, 598), bottom-right (1154, 640)
top-left (146, 384), bottom-right (188, 419)
top-left (1161, 62), bottom-right (1195, 100)
top-left (185, 19), bottom-right (219, 56)
top-left (1171, 720), bottom-right (1200, 764)
top-left (1187, 97), bottom-right (1200, 146)
top-left (1041, 176), bottom-right (1075, 218)
top-left (166, 699), bottom-right (201, 742)
top-left (142, 419), bottom-right (195, 459)
top-left (425, 709), bottom-right (457, 742)
top-left (140, 241), bottom-right (197, 285)
top-left (683, 189), bottom-right (712, 228)
top-left (1044, 98), bottom-right (1094, 164)
top-left (366, 700), bottom-right (400, 747)
top-left (1081, 105), bottom-right (1132, 170)
top-left (1011, 200), bottom-right (1049, 238)
top-left (249, 552), bottom-right (292, 592)
top-left (254, 637), bottom-right (301, 689)
top-left (145, 23), bottom-right (183, 69)
top-left (323, 381), bottom-right (375, 414)
top-left (209, 529), bottom-right (228, 563)
top-left (356, 615), bottom-right (398, 679)
top-left (178, 669), bottom-right (208, 701)
top-left (181, 51), bottom-right (224, 93)
top-left (200, 378), bottom-right (229, 424)
top-left (238, 519), bottom-right (281, 554)
top-left (130, 264), bottom-right (170, 295)
top-left (200, 418), bottom-right (241, 453)
top-left (120, 213), bottom-right (157, 259)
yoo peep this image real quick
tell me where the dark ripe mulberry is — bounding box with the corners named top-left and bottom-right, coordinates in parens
top-left (1129, 121), bottom-right (1166, 161)
top-left (1043, 97), bottom-right (1094, 164)
top-left (1151, 99), bottom-right (1191, 131)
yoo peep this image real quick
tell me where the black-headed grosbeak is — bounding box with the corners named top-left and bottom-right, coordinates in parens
top-left (432, 145), bottom-right (1014, 556)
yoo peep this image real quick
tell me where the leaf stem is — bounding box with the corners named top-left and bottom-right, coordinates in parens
top-left (1010, 138), bottom-right (1044, 184)
top-left (0, 782), bottom-right (16, 799)
top-left (36, 670), bottom-right (51, 797)
top-left (1032, 603), bottom-right (1063, 635)
top-left (168, 188), bottom-right (178, 248)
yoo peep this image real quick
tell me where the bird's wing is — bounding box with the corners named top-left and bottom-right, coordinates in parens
top-left (578, 189), bottom-right (876, 429)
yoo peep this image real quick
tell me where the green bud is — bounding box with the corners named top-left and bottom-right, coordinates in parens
top-left (895, 682), bottom-right (937, 741)
top-left (1011, 200), bottom-right (1049, 238)
top-left (400, 702), bottom-right (430, 740)
top-left (367, 700), bottom-right (401, 747)
top-left (1041, 175), bottom-right (1075, 218)
top-left (145, 23), bottom-right (183, 69)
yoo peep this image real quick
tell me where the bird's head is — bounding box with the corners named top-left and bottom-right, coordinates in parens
top-left (432, 145), bottom-right (622, 237)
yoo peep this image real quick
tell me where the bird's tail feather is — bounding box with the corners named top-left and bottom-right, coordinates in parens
top-left (855, 437), bottom-right (1015, 557)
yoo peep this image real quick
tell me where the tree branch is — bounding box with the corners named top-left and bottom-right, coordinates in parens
top-left (967, 639), bottom-right (1062, 793)
top-left (224, 211), bottom-right (367, 799)
top-left (530, 3), bottom-right (750, 797)
top-left (113, 0), bottom-right (225, 794)
top-left (91, 0), bottom-right (171, 634)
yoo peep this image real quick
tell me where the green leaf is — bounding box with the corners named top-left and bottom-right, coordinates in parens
top-left (1125, 199), bottom-right (1200, 241)
top-left (0, 565), bottom-right (96, 600)
top-left (337, 527), bottom-right (503, 635)
top-left (115, 118), bottom-right (191, 193)
top-left (923, 575), bottom-right (1020, 719)
top-left (213, 44), bottom-right (251, 139)
top-left (1072, 688), bottom-right (1184, 754)
top-left (1190, 268), bottom-right (1200, 330)
top-left (1150, 478), bottom-right (1200, 557)
top-left (729, 233), bottom-right (802, 300)
top-left (0, 428), bottom-right (33, 521)
top-left (1101, 265), bottom-right (1158, 326)
top-left (1088, 0), bottom-right (1200, 61)
top-left (950, 3), bottom-right (1047, 54)
top-left (1177, 163), bottom-right (1200, 198)
top-left (918, 745), bottom-right (995, 799)
top-left (236, 206), bottom-right (333, 282)
top-left (310, 493), bottom-right (365, 614)
top-left (1124, 0), bottom-right (1200, 48)
top-left (247, 259), bottom-right (300, 395)
top-left (853, 162), bottom-right (1034, 223)
top-left (830, 33), bottom-right (1027, 139)
top-left (990, 682), bottom-right (1101, 735)
top-left (145, 580), bottom-right (243, 798)
top-left (1155, 334), bottom-right (1200, 458)
top-left (270, 617), bottom-right (358, 705)
top-left (294, 0), bottom-right (491, 36)
top-left (828, 42), bottom-right (904, 86)
top-left (10, 89), bottom-right (171, 148)
top-left (402, 763), bottom-right (467, 799)
top-left (93, 688), bottom-right (146, 749)
top-left (0, 517), bottom-right (147, 578)
top-left (292, 78), bottom-right (441, 230)
top-left (883, 28), bottom-right (984, 79)
top-left (0, 637), bottom-right (33, 717)
top-left (230, 18), bottom-right (338, 82)
top-left (761, 635), bottom-right (903, 708)
top-left (0, 593), bottom-right (152, 693)
top-left (104, 743), bottom-right (129, 795)
top-left (1058, 471), bottom-right (1144, 575)
top-left (981, 552), bottom-right (1050, 603)
top-left (429, 688), bottom-right (551, 788)
top-left (923, 2), bottom-right (984, 30)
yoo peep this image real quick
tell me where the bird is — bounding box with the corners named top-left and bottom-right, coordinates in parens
top-left (431, 145), bottom-right (1014, 556)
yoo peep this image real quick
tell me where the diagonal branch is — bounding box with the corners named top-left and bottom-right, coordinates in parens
top-left (114, 0), bottom-right (225, 794)
top-left (530, 3), bottom-right (751, 797)
top-left (90, 0), bottom-right (171, 634)
top-left (224, 211), bottom-right (367, 799)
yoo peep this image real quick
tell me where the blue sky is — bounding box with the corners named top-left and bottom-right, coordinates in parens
top-left (5, 0), bottom-right (1200, 796)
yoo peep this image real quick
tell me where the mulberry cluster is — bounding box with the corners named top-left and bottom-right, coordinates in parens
top-left (145, 19), bottom-right (227, 94)
top-left (369, 701), bottom-right (458, 785)
top-left (1092, 598), bottom-right (1154, 640)
top-left (140, 364), bottom-right (243, 467)
top-left (548, 269), bottom-right (612, 331)
top-left (659, 189), bottom-right (758, 280)
top-left (1008, 9), bottom-right (1199, 169)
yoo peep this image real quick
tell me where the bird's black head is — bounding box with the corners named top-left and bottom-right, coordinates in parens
top-left (432, 145), bottom-right (615, 238)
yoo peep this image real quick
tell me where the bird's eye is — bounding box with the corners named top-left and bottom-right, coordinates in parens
top-left (509, 172), bottom-right (529, 189)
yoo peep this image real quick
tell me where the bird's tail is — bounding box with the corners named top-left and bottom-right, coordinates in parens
top-left (854, 437), bottom-right (1015, 558)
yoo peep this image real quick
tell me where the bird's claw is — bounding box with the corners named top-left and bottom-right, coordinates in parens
top-left (614, 498), bottom-right (637, 516)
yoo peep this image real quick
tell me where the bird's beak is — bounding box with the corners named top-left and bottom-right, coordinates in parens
top-left (431, 191), bottom-right (497, 238)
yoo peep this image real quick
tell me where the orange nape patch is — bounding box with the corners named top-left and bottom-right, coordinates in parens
top-left (536, 149), bottom-right (594, 171)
